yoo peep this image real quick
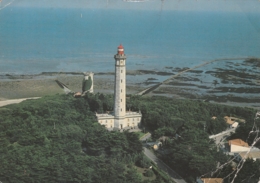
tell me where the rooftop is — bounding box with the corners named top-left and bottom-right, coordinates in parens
top-left (73, 92), bottom-right (82, 98)
top-left (96, 113), bottom-right (114, 118)
top-left (224, 116), bottom-right (246, 125)
top-left (231, 122), bottom-right (239, 128)
top-left (211, 116), bottom-right (217, 120)
top-left (201, 178), bottom-right (223, 183)
top-left (229, 139), bottom-right (249, 147)
top-left (96, 111), bottom-right (141, 118)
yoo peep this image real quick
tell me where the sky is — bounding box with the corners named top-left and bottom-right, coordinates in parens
top-left (4, 0), bottom-right (260, 13)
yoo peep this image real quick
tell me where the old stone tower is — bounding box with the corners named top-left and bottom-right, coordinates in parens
top-left (96, 45), bottom-right (142, 130)
top-left (113, 44), bottom-right (126, 129)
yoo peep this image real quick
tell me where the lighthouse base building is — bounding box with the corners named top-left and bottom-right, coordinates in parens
top-left (96, 45), bottom-right (142, 130)
top-left (96, 112), bottom-right (142, 130)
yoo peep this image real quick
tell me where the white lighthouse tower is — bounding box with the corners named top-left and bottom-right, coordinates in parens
top-left (96, 45), bottom-right (142, 130)
top-left (114, 44), bottom-right (126, 129)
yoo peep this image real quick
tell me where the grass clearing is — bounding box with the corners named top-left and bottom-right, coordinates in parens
top-left (135, 166), bottom-right (156, 181)
top-left (135, 131), bottom-right (146, 139)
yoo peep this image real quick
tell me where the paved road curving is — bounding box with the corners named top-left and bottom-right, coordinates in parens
top-left (140, 132), bottom-right (152, 141)
top-left (143, 147), bottom-right (187, 183)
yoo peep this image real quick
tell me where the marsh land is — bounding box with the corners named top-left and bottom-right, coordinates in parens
top-left (0, 58), bottom-right (259, 110)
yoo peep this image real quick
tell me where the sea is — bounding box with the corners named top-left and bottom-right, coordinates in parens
top-left (0, 7), bottom-right (260, 75)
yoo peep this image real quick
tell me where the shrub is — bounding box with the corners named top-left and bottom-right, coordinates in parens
top-left (144, 169), bottom-right (154, 177)
top-left (136, 156), bottom-right (151, 168)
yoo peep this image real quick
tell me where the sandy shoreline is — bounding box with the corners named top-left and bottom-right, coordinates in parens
top-left (0, 97), bottom-right (40, 107)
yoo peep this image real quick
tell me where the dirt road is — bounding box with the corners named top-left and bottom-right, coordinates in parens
top-left (0, 97), bottom-right (40, 107)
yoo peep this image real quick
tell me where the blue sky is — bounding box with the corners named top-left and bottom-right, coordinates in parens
top-left (8, 0), bottom-right (260, 12)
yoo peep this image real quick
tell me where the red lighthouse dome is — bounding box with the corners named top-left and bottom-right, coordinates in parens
top-left (117, 44), bottom-right (124, 55)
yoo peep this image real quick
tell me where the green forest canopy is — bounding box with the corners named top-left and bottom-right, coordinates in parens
top-left (0, 94), bottom-right (147, 183)
top-left (126, 95), bottom-right (259, 183)
top-left (0, 93), bottom-right (258, 183)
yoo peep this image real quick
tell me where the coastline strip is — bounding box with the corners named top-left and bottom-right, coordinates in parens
top-left (137, 57), bottom-right (252, 95)
top-left (0, 97), bottom-right (40, 107)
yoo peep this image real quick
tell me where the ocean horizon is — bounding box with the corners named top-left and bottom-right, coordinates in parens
top-left (0, 7), bottom-right (260, 74)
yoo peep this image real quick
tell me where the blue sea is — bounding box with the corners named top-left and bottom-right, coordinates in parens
top-left (0, 7), bottom-right (260, 74)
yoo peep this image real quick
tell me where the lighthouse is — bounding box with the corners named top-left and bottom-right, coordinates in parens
top-left (114, 44), bottom-right (126, 129)
top-left (96, 45), bottom-right (142, 131)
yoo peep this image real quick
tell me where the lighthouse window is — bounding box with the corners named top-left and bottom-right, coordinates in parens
top-left (121, 79), bottom-right (122, 83)
top-left (121, 89), bottom-right (122, 93)
top-left (121, 108), bottom-right (122, 112)
top-left (121, 99), bottom-right (122, 102)
top-left (121, 70), bottom-right (123, 73)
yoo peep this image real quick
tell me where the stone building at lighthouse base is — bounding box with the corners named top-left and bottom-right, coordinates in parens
top-left (96, 111), bottom-right (142, 130)
top-left (96, 44), bottom-right (142, 131)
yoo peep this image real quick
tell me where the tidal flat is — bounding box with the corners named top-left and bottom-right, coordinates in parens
top-left (0, 59), bottom-right (259, 109)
